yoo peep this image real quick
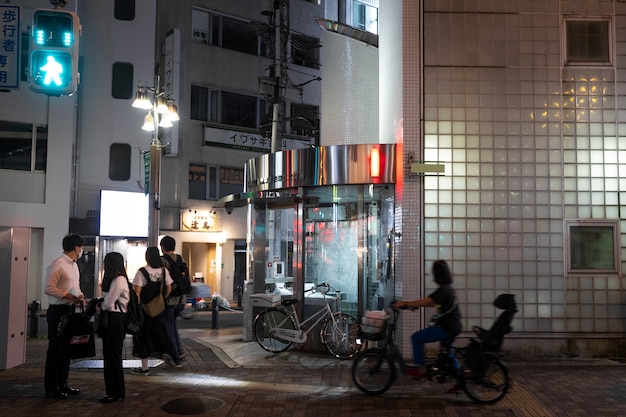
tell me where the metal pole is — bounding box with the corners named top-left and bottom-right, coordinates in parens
top-left (148, 71), bottom-right (162, 247)
top-left (270, 0), bottom-right (282, 153)
top-left (212, 297), bottom-right (219, 329)
top-left (148, 142), bottom-right (161, 247)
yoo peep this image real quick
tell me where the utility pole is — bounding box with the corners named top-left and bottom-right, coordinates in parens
top-left (270, 0), bottom-right (289, 153)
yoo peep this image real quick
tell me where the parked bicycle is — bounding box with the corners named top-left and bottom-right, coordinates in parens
top-left (352, 294), bottom-right (517, 404)
top-left (253, 283), bottom-right (364, 359)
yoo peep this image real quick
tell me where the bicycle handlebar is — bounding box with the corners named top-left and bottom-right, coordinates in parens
top-left (303, 282), bottom-right (330, 294)
top-left (391, 303), bottom-right (417, 312)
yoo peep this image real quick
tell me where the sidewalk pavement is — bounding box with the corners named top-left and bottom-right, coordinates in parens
top-left (2, 313), bottom-right (626, 417)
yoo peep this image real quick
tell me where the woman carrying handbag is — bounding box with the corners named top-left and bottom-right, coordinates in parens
top-left (131, 246), bottom-right (172, 375)
top-left (99, 252), bottom-right (131, 403)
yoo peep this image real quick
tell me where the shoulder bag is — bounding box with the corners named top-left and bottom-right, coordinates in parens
top-left (93, 307), bottom-right (109, 338)
top-left (141, 267), bottom-right (166, 317)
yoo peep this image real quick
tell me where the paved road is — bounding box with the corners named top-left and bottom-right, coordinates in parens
top-left (177, 307), bottom-right (243, 329)
top-left (3, 310), bottom-right (626, 417)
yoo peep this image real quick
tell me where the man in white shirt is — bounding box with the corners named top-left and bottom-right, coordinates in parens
top-left (43, 234), bottom-right (86, 400)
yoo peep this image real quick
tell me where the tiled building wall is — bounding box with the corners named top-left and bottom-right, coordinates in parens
top-left (395, 0), bottom-right (425, 355)
top-left (421, 0), bottom-right (626, 338)
top-left (320, 31), bottom-right (380, 145)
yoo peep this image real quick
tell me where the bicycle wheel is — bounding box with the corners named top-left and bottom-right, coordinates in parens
top-left (321, 313), bottom-right (364, 359)
top-left (254, 308), bottom-right (295, 353)
top-left (352, 349), bottom-right (396, 395)
top-left (463, 358), bottom-right (509, 404)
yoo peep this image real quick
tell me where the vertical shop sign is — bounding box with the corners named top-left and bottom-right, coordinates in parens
top-left (143, 151), bottom-right (150, 194)
top-left (0, 5), bottom-right (20, 90)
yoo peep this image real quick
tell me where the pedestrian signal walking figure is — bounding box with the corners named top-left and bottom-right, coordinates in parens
top-left (41, 56), bottom-right (64, 86)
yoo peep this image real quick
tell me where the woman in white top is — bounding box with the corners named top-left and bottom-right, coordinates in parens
top-left (131, 246), bottom-right (172, 375)
top-left (99, 251), bottom-right (130, 403)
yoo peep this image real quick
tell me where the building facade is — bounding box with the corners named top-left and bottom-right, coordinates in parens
top-left (0, 0), bottom-right (324, 306)
top-left (1, 0), bottom-right (624, 358)
top-left (391, 0), bottom-right (626, 356)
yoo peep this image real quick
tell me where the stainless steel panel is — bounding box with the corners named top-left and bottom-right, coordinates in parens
top-left (245, 144), bottom-right (395, 192)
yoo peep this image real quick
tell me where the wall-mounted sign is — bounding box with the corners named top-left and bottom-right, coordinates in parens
top-left (409, 161), bottom-right (445, 176)
top-left (0, 5), bottom-right (20, 90)
top-left (180, 209), bottom-right (219, 232)
top-left (203, 125), bottom-right (313, 153)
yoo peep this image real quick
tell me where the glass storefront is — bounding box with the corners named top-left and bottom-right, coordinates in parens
top-left (248, 184), bottom-right (394, 326)
top-left (221, 144), bottom-right (396, 344)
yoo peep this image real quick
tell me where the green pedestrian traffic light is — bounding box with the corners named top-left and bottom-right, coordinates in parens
top-left (31, 52), bottom-right (72, 87)
top-left (29, 8), bottom-right (80, 96)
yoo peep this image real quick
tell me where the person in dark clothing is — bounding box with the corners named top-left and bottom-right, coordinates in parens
top-left (43, 234), bottom-right (86, 400)
top-left (392, 260), bottom-right (462, 379)
top-left (160, 235), bottom-right (185, 367)
top-left (98, 252), bottom-right (130, 403)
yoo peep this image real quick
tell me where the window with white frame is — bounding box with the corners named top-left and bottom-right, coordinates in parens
top-left (564, 219), bottom-right (620, 274)
top-left (191, 8), bottom-right (267, 56)
top-left (564, 19), bottom-right (611, 65)
top-left (189, 163), bottom-right (243, 201)
top-left (353, 0), bottom-right (378, 34)
top-left (191, 85), bottom-right (267, 129)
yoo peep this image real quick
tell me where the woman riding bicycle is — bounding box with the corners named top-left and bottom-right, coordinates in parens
top-left (392, 259), bottom-right (462, 379)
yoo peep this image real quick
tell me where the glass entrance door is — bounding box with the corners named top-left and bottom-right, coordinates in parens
top-left (248, 184), bottom-right (394, 317)
top-left (303, 185), bottom-right (394, 316)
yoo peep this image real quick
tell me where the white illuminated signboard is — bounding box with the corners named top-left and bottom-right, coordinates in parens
top-left (100, 190), bottom-right (149, 237)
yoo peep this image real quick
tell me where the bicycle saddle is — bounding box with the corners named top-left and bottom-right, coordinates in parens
top-left (281, 299), bottom-right (299, 307)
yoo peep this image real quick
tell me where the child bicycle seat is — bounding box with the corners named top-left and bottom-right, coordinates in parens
top-left (471, 294), bottom-right (517, 352)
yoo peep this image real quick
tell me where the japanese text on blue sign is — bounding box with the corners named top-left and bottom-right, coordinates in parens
top-left (0, 5), bottom-right (20, 89)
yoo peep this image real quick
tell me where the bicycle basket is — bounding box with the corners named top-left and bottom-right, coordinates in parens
top-left (359, 311), bottom-right (388, 341)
